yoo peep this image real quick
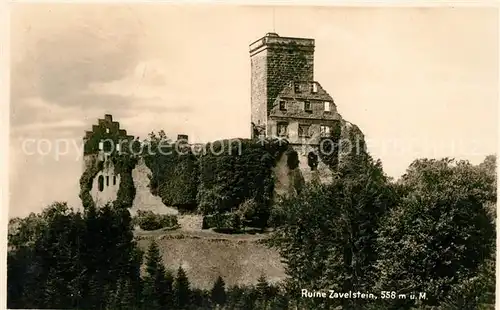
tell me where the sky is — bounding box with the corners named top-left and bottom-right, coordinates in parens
top-left (9, 4), bottom-right (498, 218)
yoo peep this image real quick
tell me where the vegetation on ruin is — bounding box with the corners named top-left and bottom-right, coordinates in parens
top-left (78, 155), bottom-right (103, 209)
top-left (142, 131), bottom-right (199, 213)
top-left (317, 120), bottom-right (342, 170)
top-left (197, 138), bottom-right (294, 229)
top-left (111, 153), bottom-right (139, 209)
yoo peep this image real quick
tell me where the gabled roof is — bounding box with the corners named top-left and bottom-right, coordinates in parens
top-left (269, 81), bottom-right (339, 120)
top-left (274, 81), bottom-right (333, 101)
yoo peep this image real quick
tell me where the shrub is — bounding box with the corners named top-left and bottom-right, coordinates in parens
top-left (134, 211), bottom-right (178, 231)
top-left (202, 213), bottom-right (241, 233)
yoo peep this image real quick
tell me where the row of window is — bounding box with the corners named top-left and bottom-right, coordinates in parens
top-left (97, 174), bottom-right (117, 192)
top-left (294, 82), bottom-right (318, 93)
top-left (279, 100), bottom-right (331, 113)
top-left (277, 123), bottom-right (332, 138)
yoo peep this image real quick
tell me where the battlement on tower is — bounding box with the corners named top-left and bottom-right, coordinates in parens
top-left (249, 33), bottom-right (315, 56)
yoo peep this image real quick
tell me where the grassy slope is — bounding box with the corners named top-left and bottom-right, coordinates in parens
top-left (135, 229), bottom-right (286, 289)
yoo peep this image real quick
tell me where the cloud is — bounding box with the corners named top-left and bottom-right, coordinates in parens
top-left (10, 5), bottom-right (146, 135)
top-left (87, 59), bottom-right (195, 114)
top-left (12, 119), bottom-right (86, 133)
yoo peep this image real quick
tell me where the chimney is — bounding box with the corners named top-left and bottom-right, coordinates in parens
top-left (177, 134), bottom-right (189, 143)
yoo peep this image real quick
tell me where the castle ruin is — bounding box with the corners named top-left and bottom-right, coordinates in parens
top-left (81, 32), bottom-right (364, 211)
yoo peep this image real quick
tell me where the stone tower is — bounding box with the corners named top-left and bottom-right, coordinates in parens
top-left (249, 33), bottom-right (315, 137)
top-left (250, 33), bottom-right (341, 184)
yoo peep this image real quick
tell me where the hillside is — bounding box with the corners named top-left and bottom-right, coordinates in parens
top-left (135, 228), bottom-right (286, 289)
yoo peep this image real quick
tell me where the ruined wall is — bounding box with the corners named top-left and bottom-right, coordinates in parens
top-left (130, 157), bottom-right (178, 216)
top-left (90, 160), bottom-right (120, 207)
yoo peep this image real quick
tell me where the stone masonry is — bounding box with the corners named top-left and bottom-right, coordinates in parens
top-left (249, 32), bottom-right (353, 184)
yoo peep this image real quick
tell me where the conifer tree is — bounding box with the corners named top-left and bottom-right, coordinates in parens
top-left (210, 275), bottom-right (227, 307)
top-left (143, 240), bottom-right (173, 310)
top-left (256, 274), bottom-right (271, 309)
top-left (174, 266), bottom-right (191, 309)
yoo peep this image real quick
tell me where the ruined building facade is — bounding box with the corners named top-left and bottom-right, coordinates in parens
top-left (81, 33), bottom-right (364, 210)
top-left (82, 114), bottom-right (179, 215)
top-left (250, 33), bottom-right (342, 183)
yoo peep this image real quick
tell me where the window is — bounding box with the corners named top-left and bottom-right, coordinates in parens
top-left (298, 124), bottom-right (311, 137)
top-left (106, 128), bottom-right (110, 134)
top-left (106, 176), bottom-right (109, 186)
top-left (324, 101), bottom-right (331, 112)
top-left (277, 123), bottom-right (288, 137)
top-left (294, 82), bottom-right (301, 93)
top-left (113, 176), bottom-right (117, 185)
top-left (307, 152), bottom-right (319, 171)
top-left (320, 125), bottom-right (331, 136)
top-left (304, 101), bottom-right (312, 112)
top-left (103, 140), bottom-right (113, 152)
top-left (279, 100), bottom-right (287, 111)
top-left (116, 143), bottom-right (121, 152)
top-left (98, 175), bottom-right (104, 192)
top-left (311, 82), bottom-right (318, 93)
top-left (98, 142), bottom-right (104, 151)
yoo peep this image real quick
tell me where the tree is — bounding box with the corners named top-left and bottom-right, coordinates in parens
top-left (107, 277), bottom-right (136, 310)
top-left (174, 266), bottom-right (191, 309)
top-left (374, 158), bottom-right (496, 309)
top-left (269, 153), bottom-right (394, 309)
top-left (7, 202), bottom-right (144, 310)
top-left (7, 202), bottom-right (87, 309)
top-left (256, 274), bottom-right (270, 301)
top-left (210, 275), bottom-right (227, 307)
top-left (143, 240), bottom-right (173, 310)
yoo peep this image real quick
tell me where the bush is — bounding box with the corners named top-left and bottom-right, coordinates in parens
top-left (134, 211), bottom-right (178, 231)
top-left (202, 213), bottom-right (241, 233)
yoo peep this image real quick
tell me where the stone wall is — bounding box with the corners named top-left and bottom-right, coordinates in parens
top-left (90, 160), bottom-right (120, 207)
top-left (130, 157), bottom-right (178, 216)
top-left (267, 118), bottom-right (341, 145)
top-left (266, 41), bottom-right (314, 114)
top-left (250, 33), bottom-right (315, 123)
top-left (250, 49), bottom-right (268, 130)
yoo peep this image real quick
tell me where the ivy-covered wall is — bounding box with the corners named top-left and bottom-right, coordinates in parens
top-left (111, 154), bottom-right (138, 209)
top-left (196, 138), bottom-right (292, 224)
top-left (143, 147), bottom-right (199, 213)
top-left (79, 154), bottom-right (103, 209)
top-left (317, 120), bottom-right (343, 170)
